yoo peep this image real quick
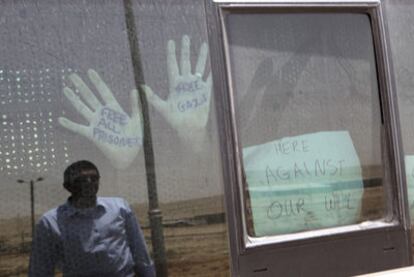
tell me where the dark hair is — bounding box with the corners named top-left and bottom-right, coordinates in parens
top-left (63, 160), bottom-right (99, 190)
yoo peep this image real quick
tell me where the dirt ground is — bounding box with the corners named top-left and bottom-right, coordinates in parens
top-left (0, 223), bottom-right (230, 277)
top-left (0, 195), bottom-right (231, 276)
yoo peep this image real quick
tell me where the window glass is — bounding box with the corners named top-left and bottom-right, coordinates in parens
top-left (385, 0), bottom-right (414, 229)
top-left (0, 1), bottom-right (229, 276)
top-left (224, 12), bottom-right (386, 237)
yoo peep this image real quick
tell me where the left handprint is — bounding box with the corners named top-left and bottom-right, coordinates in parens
top-left (59, 69), bottom-right (142, 170)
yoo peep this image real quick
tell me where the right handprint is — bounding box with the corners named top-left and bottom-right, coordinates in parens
top-left (142, 35), bottom-right (212, 152)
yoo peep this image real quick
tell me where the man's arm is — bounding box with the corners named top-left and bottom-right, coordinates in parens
top-left (123, 200), bottom-right (156, 277)
top-left (29, 219), bottom-right (57, 277)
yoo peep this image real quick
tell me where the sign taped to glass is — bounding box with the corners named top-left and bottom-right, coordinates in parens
top-left (243, 131), bottom-right (363, 236)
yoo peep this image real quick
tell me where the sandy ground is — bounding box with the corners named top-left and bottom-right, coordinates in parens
top-left (0, 223), bottom-right (230, 277)
top-left (0, 195), bottom-right (230, 276)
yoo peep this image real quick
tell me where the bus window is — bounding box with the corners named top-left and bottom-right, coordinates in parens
top-left (227, 12), bottom-right (384, 237)
top-left (207, 1), bottom-right (411, 276)
top-left (0, 1), bottom-right (229, 276)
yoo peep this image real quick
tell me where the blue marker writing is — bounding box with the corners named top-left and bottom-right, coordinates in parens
top-left (177, 94), bottom-right (207, 112)
top-left (93, 127), bottom-right (141, 147)
top-left (175, 80), bottom-right (202, 94)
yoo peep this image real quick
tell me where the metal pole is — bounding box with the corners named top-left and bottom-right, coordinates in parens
top-left (122, 1), bottom-right (168, 276)
top-left (18, 177), bottom-right (43, 239)
top-left (30, 180), bottom-right (35, 238)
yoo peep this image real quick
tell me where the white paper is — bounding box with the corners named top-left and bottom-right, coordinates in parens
top-left (243, 131), bottom-right (363, 236)
top-left (404, 155), bottom-right (414, 222)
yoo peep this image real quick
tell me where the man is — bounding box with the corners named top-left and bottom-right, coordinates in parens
top-left (29, 160), bottom-right (155, 277)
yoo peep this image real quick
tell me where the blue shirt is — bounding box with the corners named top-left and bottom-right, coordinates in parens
top-left (29, 197), bottom-right (155, 277)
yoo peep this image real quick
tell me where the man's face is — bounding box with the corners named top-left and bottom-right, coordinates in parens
top-left (69, 169), bottom-right (100, 200)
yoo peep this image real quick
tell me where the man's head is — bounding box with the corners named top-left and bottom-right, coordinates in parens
top-left (63, 160), bottom-right (100, 207)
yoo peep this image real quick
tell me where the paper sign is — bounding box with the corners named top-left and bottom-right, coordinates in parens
top-left (404, 155), bottom-right (414, 222)
top-left (243, 131), bottom-right (363, 236)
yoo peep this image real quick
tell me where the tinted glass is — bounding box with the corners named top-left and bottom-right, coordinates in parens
top-left (0, 1), bottom-right (229, 276)
top-left (385, 0), bottom-right (414, 228)
top-left (224, 12), bottom-right (386, 236)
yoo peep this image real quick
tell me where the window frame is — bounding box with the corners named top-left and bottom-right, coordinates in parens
top-left (206, 0), bottom-right (412, 275)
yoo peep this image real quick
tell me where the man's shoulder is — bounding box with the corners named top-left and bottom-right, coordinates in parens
top-left (98, 197), bottom-right (131, 211)
top-left (38, 201), bottom-right (74, 223)
top-left (37, 205), bottom-right (63, 227)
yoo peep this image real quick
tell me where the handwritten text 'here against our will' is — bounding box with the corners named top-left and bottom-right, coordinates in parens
top-left (242, 131), bottom-right (364, 236)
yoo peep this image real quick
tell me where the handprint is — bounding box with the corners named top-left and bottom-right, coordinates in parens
top-left (59, 69), bottom-right (142, 170)
top-left (142, 35), bottom-right (212, 152)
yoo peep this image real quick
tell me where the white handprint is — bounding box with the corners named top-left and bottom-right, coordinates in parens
top-left (142, 35), bottom-right (212, 152)
top-left (59, 69), bottom-right (142, 170)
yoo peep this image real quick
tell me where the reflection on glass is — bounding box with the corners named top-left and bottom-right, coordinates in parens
top-left (385, 1), bottom-right (414, 230)
top-left (29, 160), bottom-right (154, 276)
top-left (0, 0), bottom-right (229, 276)
top-left (225, 13), bottom-right (386, 236)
